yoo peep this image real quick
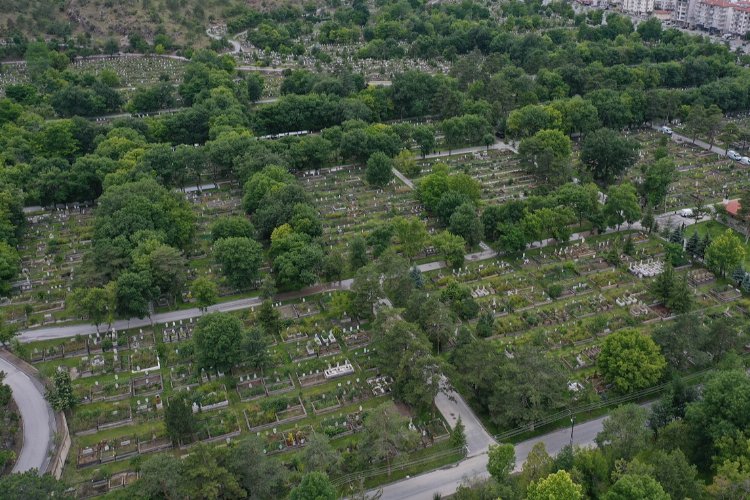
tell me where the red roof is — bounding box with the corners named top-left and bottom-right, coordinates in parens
top-left (726, 199), bottom-right (741, 216)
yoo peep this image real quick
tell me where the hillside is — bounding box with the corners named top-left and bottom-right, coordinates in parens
top-left (0, 0), bottom-right (253, 47)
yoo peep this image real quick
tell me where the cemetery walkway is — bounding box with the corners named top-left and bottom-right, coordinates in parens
top-left (368, 407), bottom-right (635, 499)
top-left (0, 350), bottom-right (55, 474)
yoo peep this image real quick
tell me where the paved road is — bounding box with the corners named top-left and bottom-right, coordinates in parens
top-left (435, 378), bottom-right (496, 456)
top-left (0, 352), bottom-right (55, 474)
top-left (653, 125), bottom-right (727, 156)
top-left (372, 410), bottom-right (612, 500)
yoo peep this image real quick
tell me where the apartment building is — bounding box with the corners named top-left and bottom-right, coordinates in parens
top-left (623, 0), bottom-right (655, 14)
top-left (670, 0), bottom-right (750, 34)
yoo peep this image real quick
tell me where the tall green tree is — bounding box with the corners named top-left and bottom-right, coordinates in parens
top-left (598, 329), bottom-right (666, 393)
top-left (193, 312), bottom-right (244, 371)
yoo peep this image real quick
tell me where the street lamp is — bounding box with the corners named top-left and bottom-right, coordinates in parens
top-left (570, 414), bottom-right (576, 447)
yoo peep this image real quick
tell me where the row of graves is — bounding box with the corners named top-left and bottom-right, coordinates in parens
top-left (2, 204), bottom-right (94, 326)
top-left (300, 165), bottom-right (429, 249)
top-left (417, 149), bottom-right (534, 203)
top-left (425, 231), bottom-right (713, 365)
top-left (629, 130), bottom-right (749, 213)
top-left (234, 31), bottom-right (451, 82)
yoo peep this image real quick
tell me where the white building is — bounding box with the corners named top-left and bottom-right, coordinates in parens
top-left (691, 0), bottom-right (750, 34)
top-left (623, 0), bottom-right (655, 14)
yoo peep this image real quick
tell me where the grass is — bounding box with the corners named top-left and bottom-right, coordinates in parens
top-left (687, 220), bottom-right (750, 267)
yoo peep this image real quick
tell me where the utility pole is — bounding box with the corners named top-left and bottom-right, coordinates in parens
top-left (570, 414), bottom-right (575, 448)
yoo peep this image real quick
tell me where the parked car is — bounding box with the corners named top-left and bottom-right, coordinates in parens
top-left (740, 157), bottom-right (750, 165)
top-left (728, 150), bottom-right (742, 160)
top-left (678, 208), bottom-right (694, 217)
top-left (659, 126), bottom-right (673, 135)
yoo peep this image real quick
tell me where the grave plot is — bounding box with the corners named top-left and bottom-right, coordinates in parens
top-left (189, 381), bottom-right (231, 413)
top-left (3, 205), bottom-right (94, 326)
top-left (75, 374), bottom-right (131, 405)
top-left (295, 353), bottom-right (352, 387)
top-left (243, 395), bottom-right (308, 432)
top-left (417, 149), bottom-right (532, 203)
top-left (189, 410), bottom-right (242, 445)
top-left (629, 130), bottom-right (749, 212)
top-left (182, 185), bottom-right (248, 297)
top-left (161, 318), bottom-right (197, 342)
top-left (262, 425), bottom-right (312, 455)
top-left (300, 166), bottom-right (429, 249)
top-left (319, 410), bottom-right (365, 439)
top-left (69, 401), bottom-right (134, 435)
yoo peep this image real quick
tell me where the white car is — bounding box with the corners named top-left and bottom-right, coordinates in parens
top-left (678, 209), bottom-right (694, 217)
top-left (659, 126), bottom-right (673, 135)
top-left (728, 150), bottom-right (742, 160)
top-left (741, 157), bottom-right (750, 166)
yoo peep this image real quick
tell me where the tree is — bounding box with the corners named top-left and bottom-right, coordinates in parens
top-left (181, 444), bottom-right (246, 499)
top-left (193, 312), bottom-right (244, 371)
top-left (246, 73), bottom-right (265, 102)
top-left (433, 231), bottom-right (466, 269)
top-left (114, 271), bottom-right (157, 319)
top-left (581, 128), bottom-right (639, 185)
top-left (135, 243), bottom-right (187, 304)
top-left (242, 328), bottom-right (270, 370)
top-left (366, 151), bottom-right (394, 187)
top-left (705, 229), bottom-right (746, 277)
top-left (519, 129), bottom-right (572, 186)
top-left (392, 216), bottom-right (429, 258)
top-left (191, 277), bottom-right (218, 312)
top-left (211, 216), bottom-right (256, 241)
top-left (487, 443), bottom-right (516, 483)
top-left (227, 437), bottom-right (288, 499)
top-left (449, 416), bottom-right (467, 449)
top-left (527, 470), bottom-right (583, 500)
top-left (604, 474), bottom-right (669, 500)
top-left (0, 470), bottom-right (68, 500)
top-left (521, 442), bottom-right (554, 488)
top-left (302, 433), bottom-right (340, 474)
top-left (360, 402), bottom-right (419, 476)
top-left (289, 472), bottom-right (336, 500)
top-left (68, 287), bottom-right (111, 333)
top-left (349, 236), bottom-right (369, 271)
top-left (604, 183), bottom-right (641, 230)
top-left (640, 158), bottom-right (675, 208)
top-left (413, 125), bottom-right (436, 158)
top-left (138, 454), bottom-right (184, 499)
top-left (165, 395), bottom-right (195, 445)
top-left (595, 404), bottom-right (651, 461)
top-left (45, 370), bottom-right (77, 412)
top-left (0, 242), bottom-right (20, 297)
top-left (646, 449), bottom-right (702, 500)
top-left (598, 329), bottom-right (666, 393)
top-left (506, 104), bottom-right (563, 138)
top-left (393, 149), bottom-right (419, 177)
top-left (214, 236), bottom-right (264, 289)
top-left (449, 203), bottom-right (484, 247)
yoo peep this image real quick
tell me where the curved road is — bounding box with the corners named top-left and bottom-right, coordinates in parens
top-left (0, 351), bottom-right (55, 474)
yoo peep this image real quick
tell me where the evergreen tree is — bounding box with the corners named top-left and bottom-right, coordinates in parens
top-left (450, 416), bottom-right (467, 449)
top-left (742, 274), bottom-right (750, 293)
top-left (732, 265), bottom-right (746, 285)
top-left (669, 227), bottom-right (683, 244)
top-left (686, 232), bottom-right (700, 258)
top-left (697, 233), bottom-right (711, 259)
top-left (410, 266), bottom-right (425, 289)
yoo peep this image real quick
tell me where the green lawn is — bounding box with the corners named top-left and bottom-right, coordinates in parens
top-left (687, 220), bottom-right (750, 267)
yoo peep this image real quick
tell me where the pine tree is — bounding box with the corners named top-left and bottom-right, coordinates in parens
top-left (742, 274), bottom-right (750, 293)
top-left (651, 263), bottom-right (675, 303)
top-left (623, 235), bottom-right (635, 256)
top-left (686, 232), bottom-right (700, 258)
top-left (697, 233), bottom-right (711, 259)
top-left (410, 266), bottom-right (424, 289)
top-left (449, 416), bottom-right (467, 449)
top-left (732, 266), bottom-right (746, 285)
top-left (669, 227), bottom-right (683, 244)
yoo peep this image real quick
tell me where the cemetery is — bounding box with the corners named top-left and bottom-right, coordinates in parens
top-left (19, 298), bottom-right (443, 489)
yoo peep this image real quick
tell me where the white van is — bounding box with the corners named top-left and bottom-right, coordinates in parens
top-left (728, 150), bottom-right (742, 160)
top-left (660, 126), bottom-right (673, 135)
top-left (741, 157), bottom-right (750, 166)
top-left (678, 208), bottom-right (693, 217)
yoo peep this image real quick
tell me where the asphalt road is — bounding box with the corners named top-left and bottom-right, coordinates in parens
top-left (372, 411), bottom-right (611, 500)
top-left (0, 353), bottom-right (54, 474)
